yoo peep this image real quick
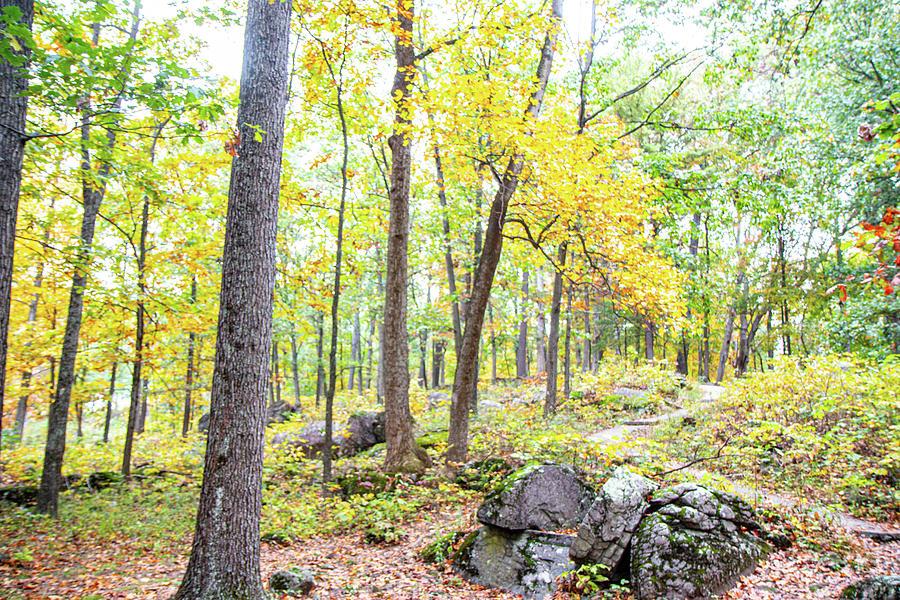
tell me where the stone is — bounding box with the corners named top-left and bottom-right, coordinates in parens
top-left (452, 526), bottom-right (576, 599)
top-left (273, 421), bottom-right (340, 459)
top-left (197, 412), bottom-right (209, 434)
top-left (477, 463), bottom-right (595, 532)
top-left (427, 391), bottom-right (450, 407)
top-left (611, 387), bottom-right (647, 398)
top-left (479, 400), bottom-right (503, 412)
top-left (841, 576), bottom-right (900, 600)
top-left (569, 467), bottom-right (658, 575)
top-left (0, 485), bottom-right (38, 505)
top-left (631, 483), bottom-right (769, 600)
top-left (269, 567), bottom-right (316, 596)
top-left (339, 411), bottom-right (385, 457)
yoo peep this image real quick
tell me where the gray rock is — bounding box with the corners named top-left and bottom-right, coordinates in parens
top-left (273, 421), bottom-right (340, 459)
top-left (269, 567), bottom-right (315, 596)
top-left (0, 485), bottom-right (38, 505)
top-left (611, 387), bottom-right (647, 398)
top-left (452, 526), bottom-right (576, 599)
top-left (339, 411), bottom-right (385, 457)
top-left (841, 576), bottom-right (900, 600)
top-left (631, 483), bottom-right (769, 600)
top-left (570, 467), bottom-right (658, 573)
top-left (477, 463), bottom-right (595, 532)
top-left (479, 399), bottom-right (503, 412)
top-left (197, 412), bottom-right (209, 433)
top-left (427, 391), bottom-right (450, 407)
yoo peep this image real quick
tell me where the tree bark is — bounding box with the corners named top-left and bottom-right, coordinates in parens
top-left (290, 327), bottom-right (301, 406)
top-left (583, 290), bottom-right (591, 371)
top-left (446, 0), bottom-right (563, 465)
top-left (315, 312), bottom-right (324, 408)
top-left (535, 269), bottom-right (546, 374)
top-left (103, 362), bottom-right (117, 444)
top-left (516, 269), bottom-right (529, 378)
top-left (563, 284), bottom-right (572, 399)
top-left (0, 0), bottom-right (34, 455)
top-left (544, 242), bottom-right (566, 417)
top-left (383, 0), bottom-right (429, 474)
top-left (182, 277), bottom-right (197, 437)
top-left (171, 0), bottom-right (290, 596)
top-left (349, 311), bottom-right (360, 391)
top-left (37, 4), bottom-right (139, 515)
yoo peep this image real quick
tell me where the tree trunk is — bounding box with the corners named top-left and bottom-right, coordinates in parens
top-left (644, 320), bottom-right (654, 361)
top-left (0, 0), bottom-right (34, 455)
top-left (446, 0), bottom-right (563, 465)
top-left (37, 4), bottom-right (138, 515)
top-left (171, 0), bottom-right (289, 597)
top-left (563, 284), bottom-right (572, 400)
top-left (535, 269), bottom-right (546, 374)
top-left (383, 0), bottom-right (429, 474)
top-left (516, 269), bottom-right (528, 378)
top-left (544, 243), bottom-right (566, 417)
top-left (124, 120), bottom-right (162, 476)
top-left (103, 362), bottom-right (117, 444)
top-left (316, 30), bottom-right (352, 488)
top-left (182, 277), bottom-right (197, 437)
top-left (489, 303), bottom-right (498, 384)
top-left (272, 340), bottom-right (281, 405)
top-left (349, 311), bottom-right (360, 391)
top-left (315, 312), bottom-right (324, 408)
top-left (583, 290), bottom-right (591, 371)
top-left (778, 229), bottom-right (791, 356)
top-left (290, 327), bottom-right (301, 406)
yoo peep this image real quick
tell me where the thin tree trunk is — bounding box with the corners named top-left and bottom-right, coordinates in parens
top-left (171, 0), bottom-right (290, 596)
top-left (644, 320), bottom-right (654, 361)
top-left (535, 269), bottom-right (546, 374)
top-left (383, 0), bottom-right (429, 474)
top-left (103, 362), bottom-right (117, 444)
top-left (316, 33), bottom-right (351, 488)
top-left (563, 284), bottom-right (572, 399)
top-left (315, 312), bottom-right (324, 408)
top-left (37, 4), bottom-right (139, 515)
top-left (544, 242), bottom-right (566, 417)
top-left (583, 290), bottom-right (591, 371)
top-left (272, 340), bottom-right (281, 405)
top-left (290, 327), bottom-right (301, 407)
top-left (0, 0), bottom-right (34, 455)
top-left (123, 118), bottom-right (165, 476)
top-left (447, 0), bottom-right (563, 465)
top-left (489, 303), bottom-right (498, 384)
top-left (516, 269), bottom-right (528, 378)
top-left (182, 277), bottom-right (197, 437)
top-left (349, 311), bottom-right (360, 391)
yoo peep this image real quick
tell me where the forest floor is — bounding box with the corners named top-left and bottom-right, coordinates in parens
top-left (3, 373), bottom-right (900, 599)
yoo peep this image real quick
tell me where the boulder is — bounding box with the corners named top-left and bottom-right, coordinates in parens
top-left (631, 483), bottom-right (769, 600)
top-left (569, 467), bottom-right (658, 575)
top-left (339, 411), bottom-right (385, 457)
top-left (841, 576), bottom-right (900, 600)
top-left (477, 463), bottom-right (595, 531)
top-left (198, 412), bottom-right (209, 434)
top-left (0, 485), bottom-right (38, 505)
top-left (273, 421), bottom-right (340, 459)
top-left (611, 387), bottom-right (647, 398)
top-left (426, 391), bottom-right (450, 408)
top-left (479, 399), bottom-right (503, 412)
top-left (452, 526), bottom-right (576, 599)
top-left (269, 567), bottom-right (315, 596)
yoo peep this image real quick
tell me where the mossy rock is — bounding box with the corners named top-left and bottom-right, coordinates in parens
top-left (840, 576), bottom-right (900, 600)
top-left (0, 485), bottom-right (38, 505)
top-left (416, 430), bottom-right (449, 450)
top-left (456, 458), bottom-right (513, 492)
top-left (420, 530), bottom-right (466, 564)
top-left (337, 468), bottom-right (395, 497)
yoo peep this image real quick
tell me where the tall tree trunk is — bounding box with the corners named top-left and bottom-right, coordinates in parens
top-left (103, 362), bottom-right (117, 444)
top-left (182, 277), bottom-right (197, 437)
top-left (644, 320), bottom-right (654, 361)
top-left (315, 312), bottom-right (324, 408)
top-left (290, 327), bottom-right (301, 406)
top-left (13, 236), bottom-right (45, 444)
top-left (544, 243), bottom-right (566, 417)
top-left (124, 120), bottom-right (163, 476)
top-left (489, 303), bottom-right (498, 383)
top-left (432, 340), bottom-right (443, 388)
top-left (777, 227), bottom-right (791, 356)
top-left (0, 0), bottom-right (34, 455)
top-left (583, 290), bottom-right (591, 371)
top-left (375, 254), bottom-right (385, 404)
top-left (171, 0), bottom-right (290, 597)
top-left (316, 31), bottom-right (352, 488)
top-left (37, 4), bottom-right (139, 515)
top-left (349, 311), bottom-right (360, 391)
top-left (446, 0), bottom-right (563, 465)
top-left (535, 269), bottom-right (546, 374)
top-left (516, 269), bottom-right (529, 378)
top-left (383, 0), bottom-right (429, 474)
top-left (272, 340), bottom-right (281, 405)
top-left (563, 284), bottom-right (572, 400)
